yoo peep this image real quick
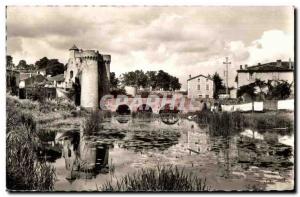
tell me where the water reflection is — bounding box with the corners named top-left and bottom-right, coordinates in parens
top-left (51, 117), bottom-right (294, 191)
top-left (57, 131), bottom-right (110, 181)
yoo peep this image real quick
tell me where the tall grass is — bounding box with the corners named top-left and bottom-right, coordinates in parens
top-left (6, 119), bottom-right (55, 191)
top-left (6, 97), bottom-right (56, 191)
top-left (82, 110), bottom-right (101, 135)
top-left (101, 166), bottom-right (210, 191)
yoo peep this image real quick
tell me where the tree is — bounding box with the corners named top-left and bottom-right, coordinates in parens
top-left (122, 70), bottom-right (148, 88)
top-left (268, 80), bottom-right (292, 100)
top-left (169, 76), bottom-right (181, 90)
top-left (110, 72), bottom-right (119, 90)
top-left (6, 55), bottom-right (14, 69)
top-left (17, 60), bottom-right (28, 70)
top-left (212, 72), bottom-right (225, 99)
top-left (35, 57), bottom-right (64, 76)
top-left (156, 70), bottom-right (171, 90)
top-left (146, 71), bottom-right (157, 89)
top-left (121, 69), bottom-right (181, 91)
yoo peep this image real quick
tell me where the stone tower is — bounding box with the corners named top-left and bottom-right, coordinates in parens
top-left (65, 45), bottom-right (111, 110)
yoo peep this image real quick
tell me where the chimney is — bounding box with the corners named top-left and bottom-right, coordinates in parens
top-left (189, 74), bottom-right (191, 79)
top-left (245, 64), bottom-right (248, 69)
top-left (240, 65), bottom-right (243, 70)
top-left (276, 59), bottom-right (282, 67)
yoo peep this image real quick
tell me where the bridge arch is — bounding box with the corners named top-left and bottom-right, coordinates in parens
top-left (159, 103), bottom-right (180, 114)
top-left (137, 104), bottom-right (153, 113)
top-left (116, 104), bottom-right (131, 115)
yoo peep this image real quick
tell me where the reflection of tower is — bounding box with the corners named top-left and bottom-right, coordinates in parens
top-left (61, 131), bottom-right (110, 180)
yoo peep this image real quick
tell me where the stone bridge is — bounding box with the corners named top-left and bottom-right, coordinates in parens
top-left (100, 96), bottom-right (210, 114)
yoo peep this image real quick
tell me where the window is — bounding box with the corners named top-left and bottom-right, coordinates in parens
top-left (70, 70), bottom-right (74, 79)
top-left (197, 84), bottom-right (200, 90)
top-left (206, 84), bottom-right (209, 90)
top-left (205, 95), bottom-right (209, 99)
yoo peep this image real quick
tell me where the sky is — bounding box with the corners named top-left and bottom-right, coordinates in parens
top-left (6, 6), bottom-right (294, 90)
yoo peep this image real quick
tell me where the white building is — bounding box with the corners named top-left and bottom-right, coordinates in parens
top-left (187, 74), bottom-right (214, 99)
top-left (237, 59), bottom-right (294, 88)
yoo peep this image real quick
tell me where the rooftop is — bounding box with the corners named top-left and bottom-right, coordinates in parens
top-left (48, 74), bottom-right (65, 82)
top-left (187, 74), bottom-right (213, 81)
top-left (69, 44), bottom-right (79, 51)
top-left (237, 60), bottom-right (294, 73)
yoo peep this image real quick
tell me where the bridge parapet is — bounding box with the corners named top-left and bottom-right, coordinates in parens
top-left (100, 96), bottom-right (211, 114)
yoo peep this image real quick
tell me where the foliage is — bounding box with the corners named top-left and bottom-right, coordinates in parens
top-left (110, 72), bottom-right (120, 90)
top-left (6, 55), bottom-right (14, 69)
top-left (35, 57), bottom-right (65, 76)
top-left (122, 70), bottom-right (148, 88)
top-left (110, 88), bottom-right (127, 98)
top-left (121, 70), bottom-right (181, 91)
top-left (237, 83), bottom-right (256, 99)
top-left (83, 111), bottom-right (101, 135)
top-left (212, 72), bottom-right (226, 99)
top-left (16, 59), bottom-right (35, 70)
top-left (6, 100), bottom-right (55, 191)
top-left (267, 80), bottom-right (292, 100)
top-left (101, 165), bottom-right (210, 191)
top-left (237, 79), bottom-right (292, 100)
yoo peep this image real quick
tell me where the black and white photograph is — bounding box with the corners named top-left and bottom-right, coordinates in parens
top-left (5, 5), bottom-right (295, 192)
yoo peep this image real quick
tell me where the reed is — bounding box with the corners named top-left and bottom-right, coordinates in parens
top-left (82, 110), bottom-right (101, 135)
top-left (101, 165), bottom-right (210, 191)
top-left (6, 123), bottom-right (55, 191)
top-left (6, 97), bottom-right (56, 191)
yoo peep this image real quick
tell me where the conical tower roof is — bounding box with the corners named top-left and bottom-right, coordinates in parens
top-left (69, 44), bottom-right (79, 51)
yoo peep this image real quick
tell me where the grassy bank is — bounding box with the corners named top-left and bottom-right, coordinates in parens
top-left (6, 105), bottom-right (55, 190)
top-left (6, 94), bottom-right (81, 190)
top-left (101, 165), bottom-right (210, 191)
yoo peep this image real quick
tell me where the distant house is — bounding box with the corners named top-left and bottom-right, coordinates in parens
top-left (37, 68), bottom-right (46, 76)
top-left (187, 74), bottom-right (214, 99)
top-left (237, 59), bottom-right (294, 88)
top-left (47, 74), bottom-right (65, 88)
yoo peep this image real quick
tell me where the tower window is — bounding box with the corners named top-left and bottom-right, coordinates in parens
top-left (70, 70), bottom-right (74, 79)
top-left (197, 84), bottom-right (200, 90)
top-left (206, 84), bottom-right (209, 90)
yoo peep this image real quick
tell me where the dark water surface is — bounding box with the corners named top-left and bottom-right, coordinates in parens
top-left (48, 116), bottom-right (294, 191)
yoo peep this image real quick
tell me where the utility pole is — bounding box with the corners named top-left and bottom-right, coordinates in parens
top-left (223, 57), bottom-right (231, 95)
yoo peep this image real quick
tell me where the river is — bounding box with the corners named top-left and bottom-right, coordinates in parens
top-left (44, 116), bottom-right (294, 191)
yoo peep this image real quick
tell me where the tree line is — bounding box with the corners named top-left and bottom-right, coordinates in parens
top-left (6, 55), bottom-right (65, 76)
top-left (119, 70), bottom-right (181, 91)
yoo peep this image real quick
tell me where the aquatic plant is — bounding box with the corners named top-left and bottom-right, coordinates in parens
top-left (101, 165), bottom-right (210, 191)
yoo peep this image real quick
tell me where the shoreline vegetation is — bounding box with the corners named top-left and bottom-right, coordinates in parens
top-left (6, 93), bottom-right (294, 191)
top-left (100, 165), bottom-right (210, 191)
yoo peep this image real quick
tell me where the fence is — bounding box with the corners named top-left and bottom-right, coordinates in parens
top-left (221, 99), bottom-right (294, 112)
